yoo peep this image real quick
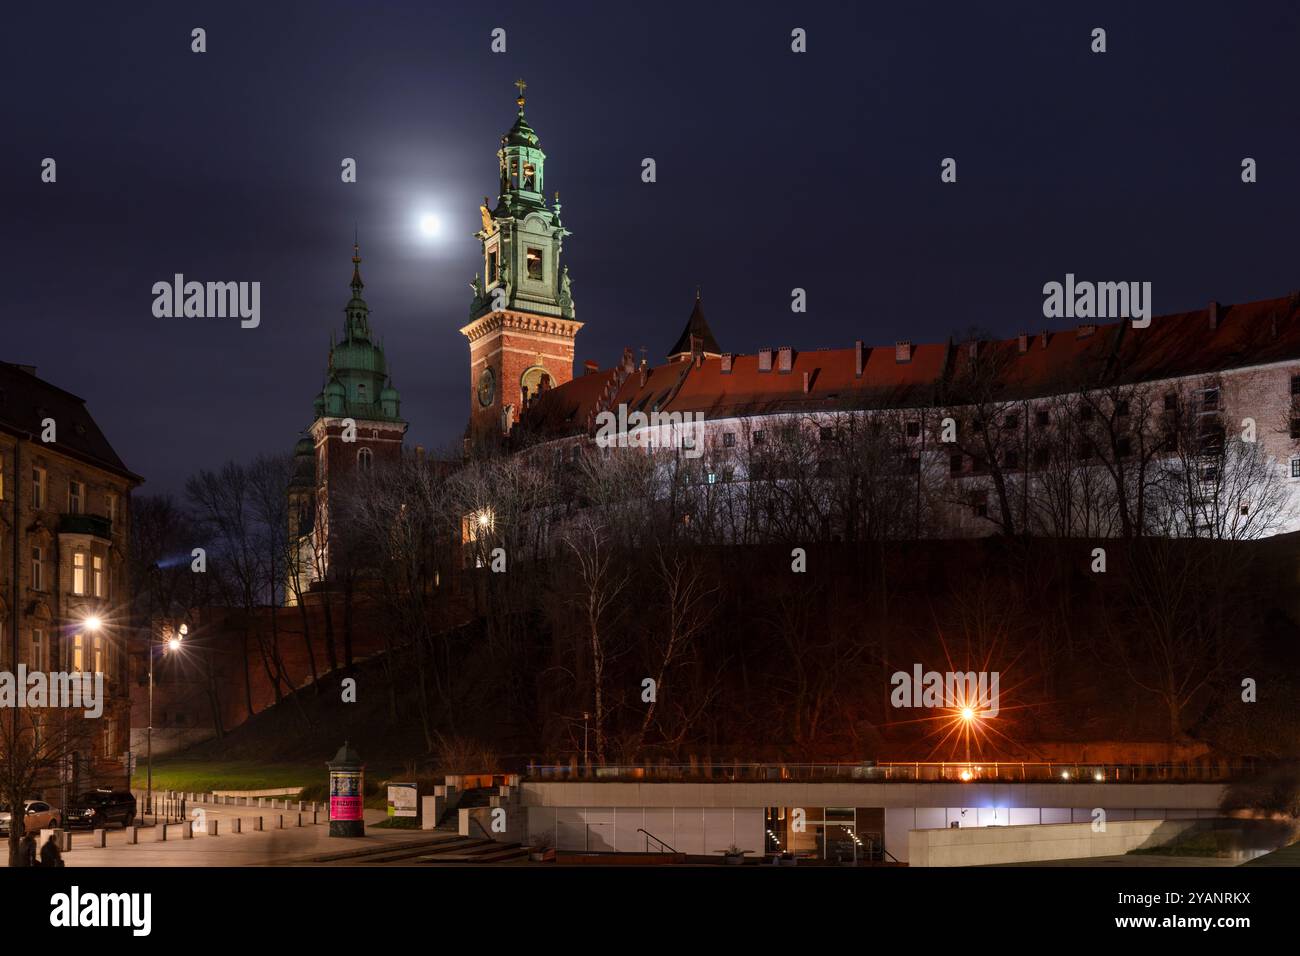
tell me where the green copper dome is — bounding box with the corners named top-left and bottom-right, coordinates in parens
top-left (313, 243), bottom-right (404, 424)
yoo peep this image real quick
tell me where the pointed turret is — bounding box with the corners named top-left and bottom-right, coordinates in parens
top-left (667, 289), bottom-right (722, 361)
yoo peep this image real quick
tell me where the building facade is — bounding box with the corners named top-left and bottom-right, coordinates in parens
top-left (0, 360), bottom-right (139, 790)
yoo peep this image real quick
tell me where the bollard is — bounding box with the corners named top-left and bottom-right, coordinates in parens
top-left (312, 809), bottom-right (319, 824)
top-left (93, 828), bottom-right (106, 848)
top-left (296, 812), bottom-right (304, 827)
top-left (60, 830), bottom-right (71, 852)
top-left (126, 826), bottom-right (138, 845)
top-left (298, 800), bottom-right (305, 812)
top-left (157, 824), bottom-right (168, 842)
top-left (232, 818), bottom-right (242, 834)
top-left (210, 819), bottom-right (219, 836)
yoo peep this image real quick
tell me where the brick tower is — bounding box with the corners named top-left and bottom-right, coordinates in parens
top-left (460, 80), bottom-right (581, 449)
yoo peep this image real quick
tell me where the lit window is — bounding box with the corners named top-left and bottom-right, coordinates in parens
top-left (72, 633), bottom-right (84, 673)
top-left (526, 248), bottom-right (543, 280)
top-left (73, 552), bottom-right (87, 595)
top-left (93, 555), bottom-right (104, 598)
top-left (93, 635), bottom-right (104, 674)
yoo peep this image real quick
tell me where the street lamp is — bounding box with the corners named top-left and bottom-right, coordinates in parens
top-left (959, 706), bottom-right (976, 768)
top-left (147, 622), bottom-right (186, 818)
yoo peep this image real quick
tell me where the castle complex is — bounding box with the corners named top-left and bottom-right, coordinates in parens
top-left (289, 84), bottom-right (1300, 588)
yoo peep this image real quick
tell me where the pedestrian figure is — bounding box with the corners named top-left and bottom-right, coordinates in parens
top-left (39, 832), bottom-right (63, 867)
top-left (20, 832), bottom-right (37, 868)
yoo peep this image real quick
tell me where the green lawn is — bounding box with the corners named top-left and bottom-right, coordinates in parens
top-left (130, 760), bottom-right (322, 795)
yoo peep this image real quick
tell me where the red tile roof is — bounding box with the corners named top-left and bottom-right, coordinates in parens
top-left (518, 292), bottom-right (1300, 441)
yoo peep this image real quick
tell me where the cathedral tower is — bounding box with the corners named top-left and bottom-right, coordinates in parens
top-left (461, 80), bottom-right (581, 446)
top-left (287, 242), bottom-right (407, 599)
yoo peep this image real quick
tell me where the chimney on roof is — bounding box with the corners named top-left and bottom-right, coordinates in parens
top-left (584, 359), bottom-right (599, 375)
top-left (802, 371), bottom-right (811, 393)
top-left (721, 352), bottom-right (733, 374)
top-left (895, 341), bottom-right (912, 363)
top-left (854, 340), bottom-right (864, 377)
top-left (758, 347), bottom-right (773, 372)
top-left (639, 366), bottom-right (647, 387)
top-left (1017, 332), bottom-right (1028, 354)
top-left (1076, 324), bottom-right (1096, 338)
top-left (777, 346), bottom-right (793, 373)
top-left (1208, 300), bottom-right (1220, 330)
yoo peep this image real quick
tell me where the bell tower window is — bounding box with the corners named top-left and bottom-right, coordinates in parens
top-left (357, 448), bottom-right (373, 471)
top-left (523, 162), bottom-right (536, 191)
top-left (526, 248), bottom-right (543, 280)
top-left (487, 249), bottom-right (498, 282)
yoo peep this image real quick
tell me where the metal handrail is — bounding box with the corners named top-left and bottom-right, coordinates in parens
top-left (637, 827), bottom-right (678, 854)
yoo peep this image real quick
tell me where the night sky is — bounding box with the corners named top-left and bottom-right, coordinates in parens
top-left (7, 1), bottom-right (1300, 493)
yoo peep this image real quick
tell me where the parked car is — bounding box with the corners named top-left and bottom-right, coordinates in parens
top-left (0, 800), bottom-right (60, 835)
top-left (65, 789), bottom-right (136, 830)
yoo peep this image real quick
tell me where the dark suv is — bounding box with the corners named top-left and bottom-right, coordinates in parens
top-left (66, 789), bottom-right (136, 829)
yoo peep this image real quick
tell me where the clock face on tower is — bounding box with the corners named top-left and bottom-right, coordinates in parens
top-left (477, 367), bottom-right (496, 407)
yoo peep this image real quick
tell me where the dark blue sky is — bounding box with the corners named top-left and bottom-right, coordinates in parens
top-left (6, 1), bottom-right (1300, 492)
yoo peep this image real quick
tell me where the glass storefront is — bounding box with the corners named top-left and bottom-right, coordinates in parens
top-left (765, 806), bottom-right (885, 862)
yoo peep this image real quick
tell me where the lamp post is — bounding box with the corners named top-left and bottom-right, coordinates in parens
top-left (960, 706), bottom-right (975, 767)
top-left (146, 622), bottom-right (185, 817)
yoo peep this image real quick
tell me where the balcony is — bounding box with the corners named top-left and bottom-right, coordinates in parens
top-left (58, 513), bottom-right (113, 540)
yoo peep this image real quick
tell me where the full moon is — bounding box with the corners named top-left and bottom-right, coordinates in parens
top-left (419, 214), bottom-right (441, 237)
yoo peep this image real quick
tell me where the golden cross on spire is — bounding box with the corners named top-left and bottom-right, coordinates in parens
top-left (514, 78), bottom-right (527, 107)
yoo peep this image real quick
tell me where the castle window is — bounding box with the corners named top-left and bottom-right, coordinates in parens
top-left (723, 432), bottom-right (736, 448)
top-left (526, 248), bottom-right (543, 280)
top-left (93, 555), bottom-right (105, 598)
top-left (751, 430), bottom-right (765, 445)
top-left (71, 633), bottom-right (84, 673)
top-left (906, 420), bottom-right (921, 438)
top-left (31, 547), bottom-right (43, 591)
top-left (523, 162), bottom-right (536, 190)
top-left (357, 448), bottom-right (373, 471)
top-left (69, 479), bottom-right (84, 514)
top-left (487, 250), bottom-right (498, 281)
top-left (1291, 458), bottom-right (1300, 479)
top-left (357, 383), bottom-right (367, 402)
top-left (1035, 409), bottom-right (1050, 428)
top-left (1290, 418), bottom-right (1300, 440)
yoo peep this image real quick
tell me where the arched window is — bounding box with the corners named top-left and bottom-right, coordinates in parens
top-left (357, 448), bottom-right (373, 471)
